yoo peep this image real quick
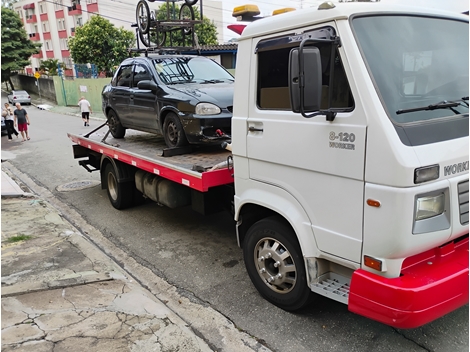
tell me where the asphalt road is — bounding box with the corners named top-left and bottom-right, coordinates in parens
top-left (1, 93), bottom-right (468, 352)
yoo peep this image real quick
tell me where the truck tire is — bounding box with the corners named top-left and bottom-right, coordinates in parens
top-left (104, 163), bottom-right (134, 210)
top-left (107, 109), bottom-right (126, 138)
top-left (243, 216), bottom-right (312, 311)
top-left (163, 113), bottom-right (188, 148)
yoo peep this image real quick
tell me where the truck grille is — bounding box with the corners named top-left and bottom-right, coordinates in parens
top-left (458, 180), bottom-right (469, 225)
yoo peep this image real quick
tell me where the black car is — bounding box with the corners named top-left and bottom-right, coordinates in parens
top-left (102, 55), bottom-right (234, 148)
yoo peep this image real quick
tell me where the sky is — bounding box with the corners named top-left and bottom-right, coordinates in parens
top-left (221, 0), bottom-right (469, 42)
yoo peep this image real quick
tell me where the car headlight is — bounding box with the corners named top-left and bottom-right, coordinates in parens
top-left (415, 193), bottom-right (445, 221)
top-left (195, 103), bottom-right (221, 115)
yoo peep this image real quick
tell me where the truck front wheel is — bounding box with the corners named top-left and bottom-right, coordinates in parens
top-left (243, 216), bottom-right (312, 311)
top-left (104, 163), bottom-right (134, 210)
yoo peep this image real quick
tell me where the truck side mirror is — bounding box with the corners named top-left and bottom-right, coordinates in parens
top-left (137, 80), bottom-right (158, 91)
top-left (288, 47), bottom-right (322, 113)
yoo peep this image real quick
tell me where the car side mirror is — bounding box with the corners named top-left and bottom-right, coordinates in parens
top-left (289, 47), bottom-right (322, 113)
top-left (137, 80), bottom-right (158, 91)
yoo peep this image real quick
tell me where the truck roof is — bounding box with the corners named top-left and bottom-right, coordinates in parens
top-left (239, 2), bottom-right (468, 40)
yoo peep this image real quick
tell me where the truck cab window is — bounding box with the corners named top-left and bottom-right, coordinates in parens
top-left (257, 43), bottom-right (354, 111)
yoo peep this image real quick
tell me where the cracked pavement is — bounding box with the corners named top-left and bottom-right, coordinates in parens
top-left (1, 171), bottom-right (271, 352)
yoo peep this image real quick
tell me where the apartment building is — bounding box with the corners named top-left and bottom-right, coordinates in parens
top-left (13, 0), bottom-right (224, 75)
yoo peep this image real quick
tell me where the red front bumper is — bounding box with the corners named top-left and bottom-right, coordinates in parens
top-left (348, 236), bottom-right (469, 329)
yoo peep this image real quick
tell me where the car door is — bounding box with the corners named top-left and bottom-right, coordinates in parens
top-left (130, 62), bottom-right (159, 132)
top-left (111, 64), bottom-right (133, 126)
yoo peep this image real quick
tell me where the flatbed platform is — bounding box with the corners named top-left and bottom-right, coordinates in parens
top-left (68, 130), bottom-right (233, 192)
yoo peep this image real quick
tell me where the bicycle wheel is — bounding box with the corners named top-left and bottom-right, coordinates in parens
top-left (139, 29), bottom-right (166, 48)
top-left (179, 3), bottom-right (195, 35)
top-left (185, 0), bottom-right (198, 5)
top-left (136, 0), bottom-right (150, 34)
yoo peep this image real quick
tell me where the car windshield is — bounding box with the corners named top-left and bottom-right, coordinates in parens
top-left (153, 57), bottom-right (234, 85)
top-left (15, 91), bottom-right (28, 95)
top-left (352, 15), bottom-right (468, 124)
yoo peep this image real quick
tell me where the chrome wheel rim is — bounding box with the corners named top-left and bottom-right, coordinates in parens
top-left (254, 237), bottom-right (297, 293)
top-left (107, 171), bottom-right (118, 201)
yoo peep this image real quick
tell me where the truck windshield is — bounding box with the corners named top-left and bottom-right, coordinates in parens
top-left (153, 57), bottom-right (234, 85)
top-left (352, 15), bottom-right (468, 125)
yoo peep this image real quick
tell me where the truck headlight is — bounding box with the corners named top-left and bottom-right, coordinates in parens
top-left (195, 103), bottom-right (221, 115)
top-left (415, 193), bottom-right (445, 220)
top-left (413, 189), bottom-right (450, 234)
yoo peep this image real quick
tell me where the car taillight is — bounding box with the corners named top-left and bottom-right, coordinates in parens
top-left (13, 96), bottom-right (17, 99)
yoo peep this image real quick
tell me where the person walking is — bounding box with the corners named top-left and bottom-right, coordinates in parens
top-left (13, 103), bottom-right (30, 142)
top-left (3, 102), bottom-right (19, 141)
top-left (78, 96), bottom-right (92, 126)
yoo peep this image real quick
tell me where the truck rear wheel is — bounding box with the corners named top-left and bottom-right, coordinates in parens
top-left (243, 216), bottom-right (312, 311)
top-left (107, 110), bottom-right (126, 139)
top-left (163, 113), bottom-right (188, 148)
top-left (104, 163), bottom-right (134, 210)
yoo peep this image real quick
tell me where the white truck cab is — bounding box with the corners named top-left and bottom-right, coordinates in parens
top-left (232, 2), bottom-right (469, 328)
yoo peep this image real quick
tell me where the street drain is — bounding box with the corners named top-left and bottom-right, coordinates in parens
top-left (57, 180), bottom-right (100, 192)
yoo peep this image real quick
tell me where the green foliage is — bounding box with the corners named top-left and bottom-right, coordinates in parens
top-left (68, 15), bottom-right (136, 76)
top-left (154, 3), bottom-right (218, 47)
top-left (1, 6), bottom-right (41, 88)
top-left (6, 234), bottom-right (33, 243)
top-left (39, 58), bottom-right (65, 76)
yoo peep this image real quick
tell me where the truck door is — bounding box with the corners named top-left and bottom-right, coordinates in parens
top-left (246, 26), bottom-right (367, 263)
top-left (130, 62), bottom-right (159, 131)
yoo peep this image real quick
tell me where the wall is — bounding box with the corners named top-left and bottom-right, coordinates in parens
top-left (10, 74), bottom-right (57, 103)
top-left (53, 76), bottom-right (111, 112)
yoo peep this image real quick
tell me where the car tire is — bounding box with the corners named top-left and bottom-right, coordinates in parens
top-left (107, 109), bottom-right (126, 138)
top-left (163, 113), bottom-right (188, 148)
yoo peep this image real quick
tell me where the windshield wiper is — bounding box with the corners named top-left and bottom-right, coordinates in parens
top-left (396, 100), bottom-right (463, 115)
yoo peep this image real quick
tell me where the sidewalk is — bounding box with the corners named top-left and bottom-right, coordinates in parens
top-left (1, 168), bottom-right (270, 352)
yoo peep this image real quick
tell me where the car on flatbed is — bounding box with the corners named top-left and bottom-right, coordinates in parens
top-left (102, 54), bottom-right (234, 148)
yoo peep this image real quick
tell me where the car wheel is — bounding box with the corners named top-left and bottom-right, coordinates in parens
top-left (107, 109), bottom-right (126, 138)
top-left (243, 216), bottom-right (313, 311)
top-left (163, 113), bottom-right (188, 148)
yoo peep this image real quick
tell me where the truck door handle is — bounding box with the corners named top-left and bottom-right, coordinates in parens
top-left (249, 126), bottom-right (263, 132)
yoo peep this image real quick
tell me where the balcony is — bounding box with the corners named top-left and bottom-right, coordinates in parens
top-left (68, 4), bottom-right (82, 16)
top-left (55, 10), bottom-right (64, 18)
top-left (61, 50), bottom-right (70, 58)
top-left (33, 52), bottom-right (44, 59)
top-left (46, 50), bottom-right (55, 58)
top-left (43, 32), bottom-right (51, 40)
top-left (87, 2), bottom-right (98, 13)
top-left (25, 14), bottom-right (37, 23)
top-left (58, 30), bottom-right (68, 38)
top-left (29, 32), bottom-right (40, 41)
top-left (40, 13), bottom-right (48, 21)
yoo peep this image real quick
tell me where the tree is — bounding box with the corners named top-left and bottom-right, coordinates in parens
top-left (1, 7), bottom-right (41, 90)
top-left (39, 58), bottom-right (65, 76)
top-left (68, 15), bottom-right (136, 77)
top-left (153, 3), bottom-right (218, 47)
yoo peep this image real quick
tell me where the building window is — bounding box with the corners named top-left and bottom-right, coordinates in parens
top-left (39, 2), bottom-right (46, 14)
top-left (63, 57), bottom-right (73, 67)
top-left (54, 0), bottom-right (63, 11)
top-left (16, 8), bottom-right (23, 18)
top-left (76, 16), bottom-right (83, 26)
top-left (45, 40), bottom-right (53, 51)
top-left (86, 0), bottom-right (97, 3)
top-left (42, 21), bottom-right (49, 32)
top-left (60, 38), bottom-right (69, 50)
top-left (57, 18), bottom-right (65, 30)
